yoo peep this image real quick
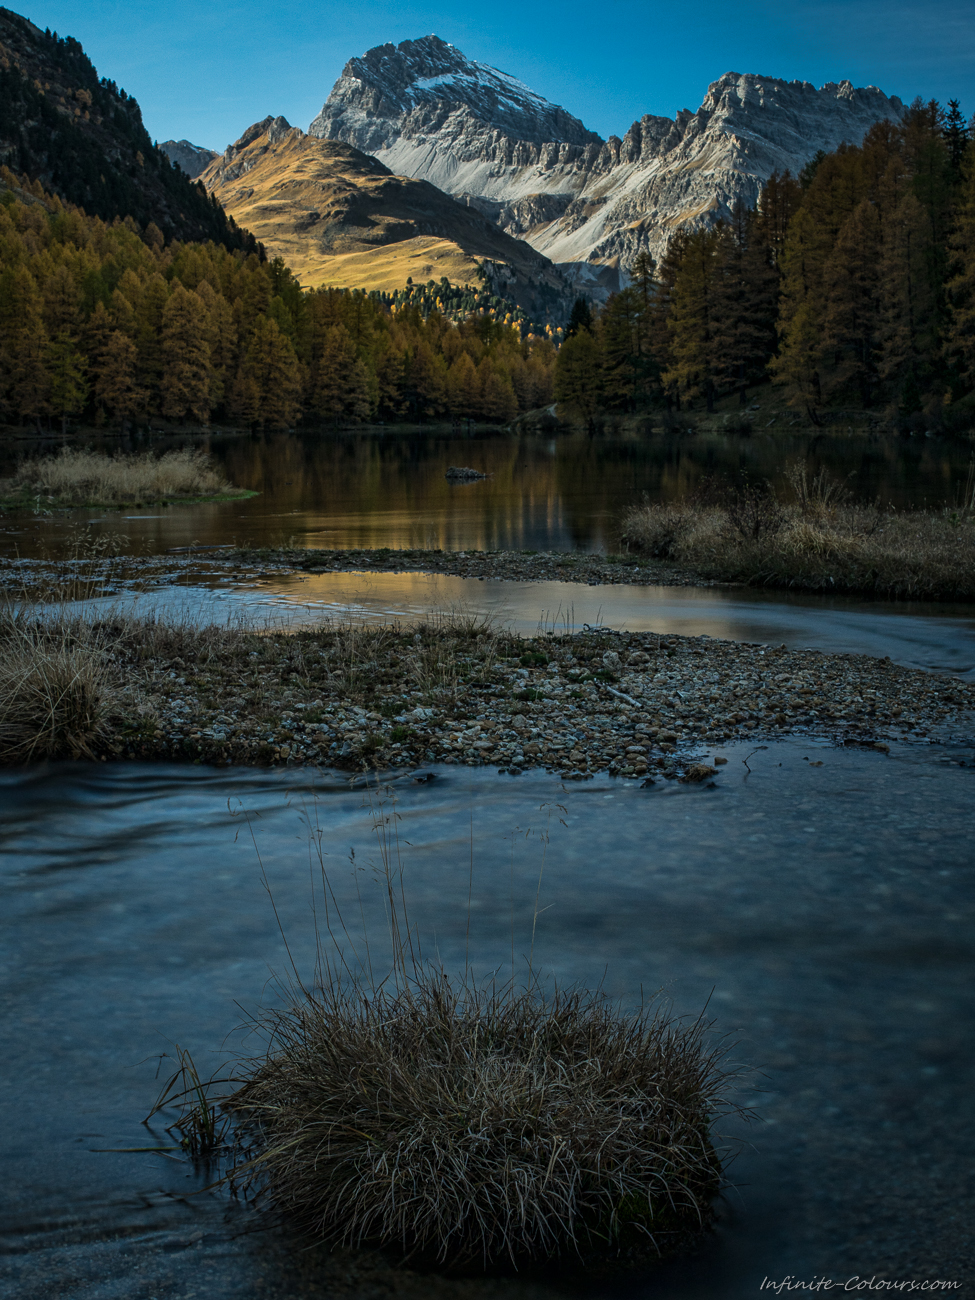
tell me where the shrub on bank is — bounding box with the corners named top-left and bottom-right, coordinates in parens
top-left (0, 611), bottom-right (116, 761)
top-left (224, 971), bottom-right (729, 1271)
top-left (620, 474), bottom-right (975, 601)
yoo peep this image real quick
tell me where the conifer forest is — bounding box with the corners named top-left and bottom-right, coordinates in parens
top-left (555, 101), bottom-right (975, 433)
top-left (0, 168), bottom-right (558, 431)
top-left (2, 101), bottom-right (975, 434)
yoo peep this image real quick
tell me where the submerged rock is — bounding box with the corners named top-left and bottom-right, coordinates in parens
top-left (444, 466), bottom-right (487, 481)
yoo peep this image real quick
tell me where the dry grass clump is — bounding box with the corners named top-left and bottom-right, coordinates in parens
top-left (212, 794), bottom-right (737, 1275)
top-left (0, 609), bottom-right (118, 762)
top-left (5, 447), bottom-right (240, 505)
top-left (404, 611), bottom-right (501, 700)
top-left (620, 462), bottom-right (975, 600)
top-left (110, 608), bottom-right (251, 668)
top-left (225, 974), bottom-right (727, 1272)
top-left (304, 613), bottom-right (503, 709)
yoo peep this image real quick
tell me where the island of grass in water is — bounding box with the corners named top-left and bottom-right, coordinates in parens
top-left (0, 447), bottom-right (255, 509)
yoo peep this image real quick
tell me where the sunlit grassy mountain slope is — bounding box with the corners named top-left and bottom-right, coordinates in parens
top-left (201, 117), bottom-right (572, 318)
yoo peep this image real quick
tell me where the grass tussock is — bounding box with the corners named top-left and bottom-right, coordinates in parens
top-left (225, 975), bottom-right (728, 1271)
top-left (217, 795), bottom-right (737, 1275)
top-left (4, 447), bottom-right (245, 506)
top-left (303, 611), bottom-right (503, 710)
top-left (620, 460), bottom-right (975, 601)
top-left (0, 609), bottom-right (118, 762)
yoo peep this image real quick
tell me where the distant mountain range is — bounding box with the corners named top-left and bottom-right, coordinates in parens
top-left (1, 7), bottom-right (906, 304)
top-left (310, 36), bottom-right (904, 289)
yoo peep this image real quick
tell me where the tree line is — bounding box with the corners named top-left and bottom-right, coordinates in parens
top-left (555, 99), bottom-right (975, 431)
top-left (378, 275), bottom-right (563, 341)
top-left (0, 172), bottom-right (557, 432)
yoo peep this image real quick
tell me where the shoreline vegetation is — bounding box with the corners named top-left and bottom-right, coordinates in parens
top-left (3, 397), bottom-right (974, 443)
top-left (619, 461), bottom-right (975, 602)
top-left (1, 603), bottom-right (970, 772)
top-left (0, 446), bottom-right (255, 508)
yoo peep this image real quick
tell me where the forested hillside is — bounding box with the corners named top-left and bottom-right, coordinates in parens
top-left (555, 101), bottom-right (975, 432)
top-left (0, 7), bottom-right (257, 252)
top-left (0, 174), bottom-right (556, 431)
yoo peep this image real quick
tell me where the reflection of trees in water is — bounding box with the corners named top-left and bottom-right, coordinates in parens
top-left (208, 429), bottom-right (975, 552)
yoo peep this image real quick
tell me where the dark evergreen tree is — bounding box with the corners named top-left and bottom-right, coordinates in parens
top-left (799, 150), bottom-right (828, 190)
top-left (665, 228), bottom-right (722, 412)
top-left (565, 297), bottom-right (593, 337)
top-left (942, 99), bottom-right (970, 177)
top-left (710, 205), bottom-right (780, 405)
top-left (553, 328), bottom-right (602, 430)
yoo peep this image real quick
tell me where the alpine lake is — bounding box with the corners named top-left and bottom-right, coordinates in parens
top-left (2, 422), bottom-right (974, 1298)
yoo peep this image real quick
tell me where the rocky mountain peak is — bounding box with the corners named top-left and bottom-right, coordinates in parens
top-left (207, 116), bottom-right (304, 187)
top-left (310, 35), bottom-right (601, 150)
top-left (158, 139), bottom-right (220, 179)
top-left (308, 41), bottom-right (905, 289)
top-left (696, 70), bottom-right (902, 132)
top-left (229, 115), bottom-right (298, 154)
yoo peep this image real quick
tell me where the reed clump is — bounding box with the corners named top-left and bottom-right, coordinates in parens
top-left (3, 447), bottom-right (243, 506)
top-left (210, 789), bottom-right (740, 1275)
top-left (225, 974), bottom-right (727, 1272)
top-left (146, 1045), bottom-right (232, 1160)
top-left (620, 462), bottom-right (975, 601)
top-left (0, 609), bottom-right (117, 762)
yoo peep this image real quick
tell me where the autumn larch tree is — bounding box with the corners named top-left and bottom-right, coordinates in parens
top-left (160, 283), bottom-right (216, 424)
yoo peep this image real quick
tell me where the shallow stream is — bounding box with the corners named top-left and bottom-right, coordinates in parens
top-left (3, 425), bottom-right (974, 1292)
top-left (84, 570), bottom-right (975, 680)
top-left (2, 742), bottom-right (974, 1296)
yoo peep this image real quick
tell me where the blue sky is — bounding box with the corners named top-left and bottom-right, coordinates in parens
top-left (25, 0), bottom-right (975, 151)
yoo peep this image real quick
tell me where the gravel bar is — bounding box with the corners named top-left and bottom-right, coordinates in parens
top-left (232, 546), bottom-right (714, 587)
top-left (110, 622), bottom-right (975, 779)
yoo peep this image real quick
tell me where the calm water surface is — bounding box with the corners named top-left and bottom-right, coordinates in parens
top-left (2, 425), bottom-right (973, 557)
top-left (2, 742), bottom-right (974, 1296)
top-left (5, 426), bottom-right (975, 675)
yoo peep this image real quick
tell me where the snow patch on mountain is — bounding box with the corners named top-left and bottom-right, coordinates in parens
top-left (311, 38), bottom-right (904, 289)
